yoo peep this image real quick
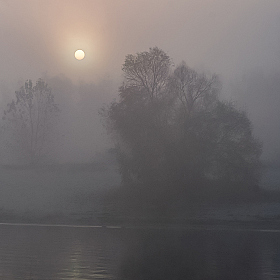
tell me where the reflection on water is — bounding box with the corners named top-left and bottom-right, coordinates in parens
top-left (121, 229), bottom-right (262, 280)
top-left (0, 224), bottom-right (279, 279)
top-left (0, 225), bottom-right (122, 279)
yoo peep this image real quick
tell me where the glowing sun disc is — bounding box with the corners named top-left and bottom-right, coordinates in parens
top-left (75, 49), bottom-right (85, 60)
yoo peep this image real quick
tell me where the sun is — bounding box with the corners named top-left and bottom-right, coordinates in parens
top-left (74, 49), bottom-right (85, 60)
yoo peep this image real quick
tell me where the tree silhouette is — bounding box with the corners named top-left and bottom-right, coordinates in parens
top-left (2, 79), bottom-right (59, 164)
top-left (102, 47), bottom-right (262, 213)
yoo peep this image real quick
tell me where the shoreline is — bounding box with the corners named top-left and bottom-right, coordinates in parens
top-left (1, 213), bottom-right (280, 231)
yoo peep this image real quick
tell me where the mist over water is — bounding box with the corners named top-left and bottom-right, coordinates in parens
top-left (0, 1), bottom-right (280, 278)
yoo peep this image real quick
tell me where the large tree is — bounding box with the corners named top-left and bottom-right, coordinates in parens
top-left (103, 47), bottom-right (262, 207)
top-left (2, 79), bottom-right (59, 164)
top-left (104, 47), bottom-right (173, 187)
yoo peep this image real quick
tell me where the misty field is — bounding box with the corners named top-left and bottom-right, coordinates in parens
top-left (0, 164), bottom-right (120, 216)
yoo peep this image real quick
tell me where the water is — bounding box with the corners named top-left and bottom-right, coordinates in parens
top-left (0, 224), bottom-right (279, 279)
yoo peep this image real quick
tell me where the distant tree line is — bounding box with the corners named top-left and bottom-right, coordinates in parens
top-left (1, 79), bottom-right (59, 165)
top-left (102, 47), bottom-right (262, 215)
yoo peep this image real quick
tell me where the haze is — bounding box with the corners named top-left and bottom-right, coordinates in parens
top-left (0, 2), bottom-right (280, 277)
top-left (0, 0), bottom-right (280, 162)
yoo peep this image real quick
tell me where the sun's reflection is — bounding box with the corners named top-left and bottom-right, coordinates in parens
top-left (61, 230), bottom-right (117, 280)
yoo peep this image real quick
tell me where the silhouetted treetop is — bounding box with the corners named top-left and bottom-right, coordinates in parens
top-left (122, 47), bottom-right (172, 100)
top-left (170, 62), bottom-right (221, 114)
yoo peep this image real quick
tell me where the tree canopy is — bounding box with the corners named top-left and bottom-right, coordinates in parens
top-left (103, 47), bottom-right (262, 210)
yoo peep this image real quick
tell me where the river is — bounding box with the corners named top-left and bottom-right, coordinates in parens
top-left (0, 223), bottom-right (279, 279)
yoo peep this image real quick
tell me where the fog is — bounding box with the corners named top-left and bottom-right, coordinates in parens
top-left (2, 3), bottom-right (280, 279)
top-left (1, 0), bottom-right (280, 162)
top-left (0, 0), bottom-right (280, 215)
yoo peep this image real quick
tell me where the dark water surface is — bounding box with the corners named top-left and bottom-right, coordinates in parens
top-left (0, 224), bottom-right (279, 279)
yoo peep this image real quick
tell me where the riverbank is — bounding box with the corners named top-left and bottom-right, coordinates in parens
top-left (2, 203), bottom-right (280, 231)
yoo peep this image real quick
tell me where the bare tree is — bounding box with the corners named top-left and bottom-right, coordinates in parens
top-left (122, 47), bottom-right (172, 101)
top-left (2, 79), bottom-right (59, 164)
top-left (170, 62), bottom-right (221, 114)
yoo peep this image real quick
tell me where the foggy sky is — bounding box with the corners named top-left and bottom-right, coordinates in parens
top-left (1, 0), bottom-right (280, 162)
